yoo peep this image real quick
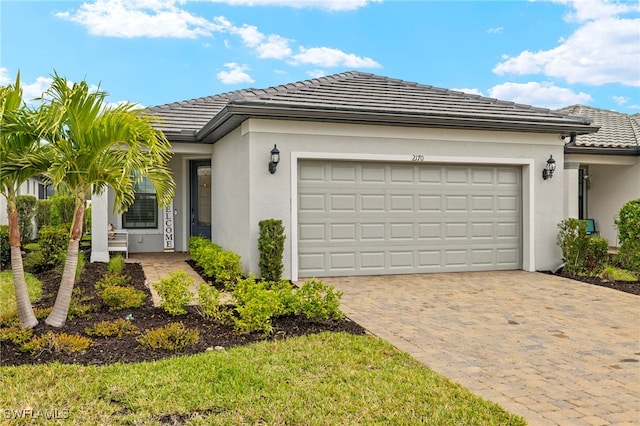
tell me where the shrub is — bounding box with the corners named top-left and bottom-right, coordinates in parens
top-left (38, 224), bottom-right (70, 268)
top-left (137, 322), bottom-right (199, 351)
top-left (269, 280), bottom-right (298, 316)
top-left (233, 276), bottom-right (282, 335)
top-left (295, 278), bottom-right (344, 321)
top-left (86, 319), bottom-right (139, 338)
top-left (95, 272), bottom-right (131, 291)
top-left (0, 225), bottom-right (9, 268)
top-left (615, 199), bottom-right (640, 273)
top-left (21, 332), bottom-right (92, 354)
top-left (16, 195), bottom-right (37, 245)
top-left (557, 218), bottom-right (588, 275)
top-left (153, 270), bottom-right (193, 316)
top-left (36, 199), bottom-right (53, 230)
top-left (188, 238), bottom-right (243, 287)
top-left (258, 219), bottom-right (286, 282)
top-left (601, 266), bottom-right (638, 282)
top-left (0, 327), bottom-right (33, 345)
top-left (108, 254), bottom-right (125, 274)
top-left (197, 283), bottom-right (231, 323)
top-left (583, 236), bottom-right (609, 276)
top-left (51, 194), bottom-right (75, 226)
top-left (98, 285), bottom-right (146, 311)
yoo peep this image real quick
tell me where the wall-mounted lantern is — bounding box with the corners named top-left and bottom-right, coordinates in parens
top-left (269, 144), bottom-right (280, 174)
top-left (542, 155), bottom-right (556, 180)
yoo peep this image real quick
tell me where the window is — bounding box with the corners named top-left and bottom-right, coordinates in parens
top-left (123, 178), bottom-right (157, 229)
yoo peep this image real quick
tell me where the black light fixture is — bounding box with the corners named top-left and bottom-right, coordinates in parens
top-left (542, 155), bottom-right (556, 180)
top-left (268, 144), bottom-right (280, 174)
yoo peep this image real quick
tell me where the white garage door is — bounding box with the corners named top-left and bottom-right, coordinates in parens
top-left (297, 160), bottom-right (521, 277)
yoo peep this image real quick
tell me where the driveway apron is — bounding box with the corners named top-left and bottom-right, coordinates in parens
top-left (321, 271), bottom-right (640, 426)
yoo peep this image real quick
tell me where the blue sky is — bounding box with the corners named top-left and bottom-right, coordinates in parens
top-left (1, 0), bottom-right (639, 112)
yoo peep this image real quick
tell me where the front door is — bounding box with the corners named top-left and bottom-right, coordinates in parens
top-left (190, 160), bottom-right (212, 239)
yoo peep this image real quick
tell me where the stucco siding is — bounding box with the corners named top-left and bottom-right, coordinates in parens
top-left (587, 159), bottom-right (640, 245)
top-left (241, 118), bottom-right (565, 279)
top-left (211, 127), bottom-right (252, 273)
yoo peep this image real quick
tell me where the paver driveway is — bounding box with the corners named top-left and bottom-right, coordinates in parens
top-left (321, 271), bottom-right (640, 426)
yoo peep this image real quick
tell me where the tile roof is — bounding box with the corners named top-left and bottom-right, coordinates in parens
top-left (145, 71), bottom-right (597, 143)
top-left (555, 105), bottom-right (640, 152)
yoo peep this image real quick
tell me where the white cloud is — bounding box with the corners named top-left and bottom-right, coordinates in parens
top-left (291, 47), bottom-right (381, 68)
top-left (451, 87), bottom-right (484, 96)
top-left (0, 67), bottom-right (11, 85)
top-left (494, 1), bottom-right (639, 87)
top-left (22, 76), bottom-right (54, 103)
top-left (200, 0), bottom-right (380, 11)
top-left (611, 95), bottom-right (628, 105)
top-left (488, 81), bottom-right (592, 109)
top-left (217, 63), bottom-right (255, 84)
top-left (256, 35), bottom-right (292, 59)
top-left (487, 27), bottom-right (503, 35)
top-left (306, 69), bottom-right (326, 79)
top-left (55, 0), bottom-right (223, 38)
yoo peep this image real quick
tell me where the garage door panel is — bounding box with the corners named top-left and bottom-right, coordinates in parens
top-left (298, 160), bottom-right (521, 277)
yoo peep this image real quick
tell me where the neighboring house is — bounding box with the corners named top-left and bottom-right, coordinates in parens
top-left (556, 105), bottom-right (640, 246)
top-left (91, 71), bottom-right (597, 280)
top-left (0, 176), bottom-right (50, 238)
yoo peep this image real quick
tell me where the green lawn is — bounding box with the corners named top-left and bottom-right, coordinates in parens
top-left (0, 332), bottom-right (526, 425)
top-left (0, 269), bottom-right (42, 317)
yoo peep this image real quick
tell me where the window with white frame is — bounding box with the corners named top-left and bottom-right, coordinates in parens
top-left (122, 178), bottom-right (157, 229)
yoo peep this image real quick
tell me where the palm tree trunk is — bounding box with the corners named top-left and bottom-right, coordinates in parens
top-left (45, 201), bottom-right (84, 328)
top-left (7, 203), bottom-right (38, 329)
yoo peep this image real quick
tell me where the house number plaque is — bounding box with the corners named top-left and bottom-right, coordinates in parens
top-left (411, 154), bottom-right (425, 161)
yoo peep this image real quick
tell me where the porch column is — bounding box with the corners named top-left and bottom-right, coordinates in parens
top-left (564, 162), bottom-right (580, 219)
top-left (90, 187), bottom-right (110, 263)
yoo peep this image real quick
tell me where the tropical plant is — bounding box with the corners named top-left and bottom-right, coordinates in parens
top-left (0, 73), bottom-right (49, 329)
top-left (258, 218), bottom-right (285, 282)
top-left (29, 73), bottom-right (175, 327)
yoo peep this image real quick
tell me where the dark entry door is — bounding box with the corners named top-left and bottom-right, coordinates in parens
top-left (190, 160), bottom-right (212, 239)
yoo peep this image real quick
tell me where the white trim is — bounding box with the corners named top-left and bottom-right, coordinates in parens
top-left (290, 151), bottom-right (536, 281)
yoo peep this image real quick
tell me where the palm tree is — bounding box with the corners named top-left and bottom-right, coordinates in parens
top-left (37, 73), bottom-right (175, 327)
top-left (0, 74), bottom-right (48, 329)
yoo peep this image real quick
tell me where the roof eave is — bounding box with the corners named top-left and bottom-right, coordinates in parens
top-left (565, 145), bottom-right (640, 156)
top-left (196, 103), bottom-right (599, 144)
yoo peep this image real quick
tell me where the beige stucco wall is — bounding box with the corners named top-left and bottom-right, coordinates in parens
top-left (208, 118), bottom-right (566, 279)
top-left (587, 158), bottom-right (640, 245)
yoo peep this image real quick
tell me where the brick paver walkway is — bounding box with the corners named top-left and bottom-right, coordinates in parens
top-left (321, 271), bottom-right (640, 426)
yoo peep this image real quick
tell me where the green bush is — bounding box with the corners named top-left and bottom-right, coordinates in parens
top-left (583, 236), bottom-right (609, 277)
top-left (0, 326), bottom-right (34, 346)
top-left (23, 251), bottom-right (46, 273)
top-left (51, 194), bottom-right (75, 226)
top-left (38, 224), bottom-right (70, 268)
top-left (108, 254), bottom-right (125, 274)
top-left (233, 276), bottom-right (282, 335)
top-left (153, 270), bottom-right (193, 316)
top-left (20, 332), bottom-right (92, 354)
top-left (98, 285), bottom-right (146, 311)
top-left (95, 272), bottom-right (131, 291)
top-left (258, 219), bottom-right (286, 282)
top-left (295, 278), bottom-right (344, 321)
top-left (269, 280), bottom-right (298, 316)
top-left (36, 199), bottom-right (53, 230)
top-left (0, 225), bottom-right (10, 268)
top-left (16, 195), bottom-right (36, 245)
top-left (188, 235), bottom-right (213, 255)
top-left (615, 199), bottom-right (640, 273)
top-left (86, 318), bottom-right (139, 338)
top-left (137, 322), bottom-right (199, 351)
top-left (197, 283), bottom-right (231, 323)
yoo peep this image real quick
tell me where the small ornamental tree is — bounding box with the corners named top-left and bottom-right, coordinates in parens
top-left (258, 219), bottom-right (285, 282)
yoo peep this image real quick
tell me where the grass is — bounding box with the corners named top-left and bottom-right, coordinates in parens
top-left (0, 269), bottom-right (42, 317)
top-left (0, 333), bottom-right (526, 425)
top-left (600, 265), bottom-right (638, 282)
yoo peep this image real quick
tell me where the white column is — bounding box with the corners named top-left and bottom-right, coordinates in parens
top-left (90, 188), bottom-right (110, 263)
top-left (564, 162), bottom-right (580, 219)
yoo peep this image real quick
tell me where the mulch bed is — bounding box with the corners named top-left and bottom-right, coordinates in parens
top-left (0, 262), bottom-right (366, 367)
top-left (1, 261), bottom-right (636, 367)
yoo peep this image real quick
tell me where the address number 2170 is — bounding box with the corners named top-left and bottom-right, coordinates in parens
top-left (411, 154), bottom-right (424, 162)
